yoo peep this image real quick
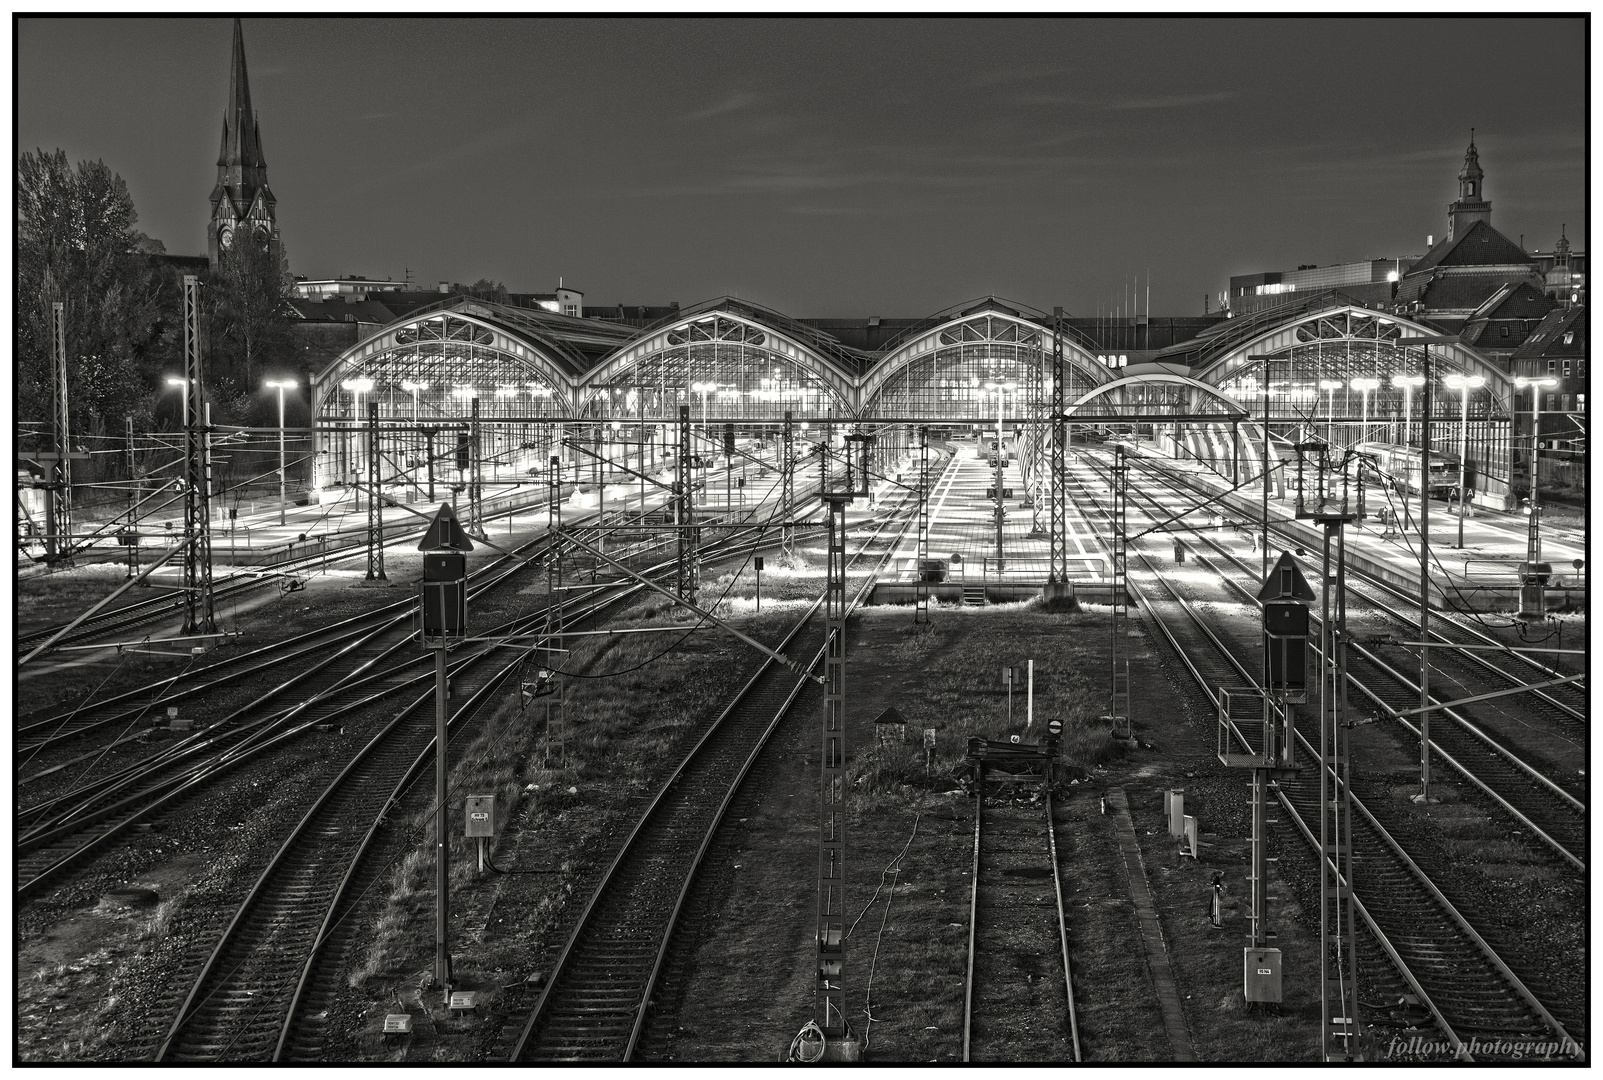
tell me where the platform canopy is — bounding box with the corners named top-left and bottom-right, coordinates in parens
top-left (313, 297), bottom-right (638, 424)
top-left (577, 297), bottom-right (860, 423)
top-left (859, 297), bottom-right (1108, 421)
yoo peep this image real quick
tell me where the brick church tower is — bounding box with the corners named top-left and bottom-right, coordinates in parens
top-left (207, 18), bottom-right (280, 269)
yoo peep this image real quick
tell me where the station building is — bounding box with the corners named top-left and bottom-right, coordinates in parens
top-left (310, 290), bottom-right (1522, 508)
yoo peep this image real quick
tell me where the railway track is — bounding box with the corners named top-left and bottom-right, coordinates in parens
top-left (962, 773), bottom-right (1080, 1062)
top-left (1064, 456), bottom-right (1583, 1060)
top-left (18, 485), bottom-right (810, 899)
top-left (509, 487), bottom-right (921, 1062)
top-left (1109, 454), bottom-right (1585, 872)
top-left (142, 474), bottom-right (841, 1062)
top-left (151, 568), bottom-right (657, 1061)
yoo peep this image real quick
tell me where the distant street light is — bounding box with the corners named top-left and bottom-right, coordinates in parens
top-left (266, 378), bottom-right (297, 525)
top-left (1391, 374), bottom-right (1424, 448)
top-left (1349, 377), bottom-right (1379, 441)
top-left (1514, 376), bottom-right (1559, 547)
top-left (1443, 373), bottom-right (1485, 548)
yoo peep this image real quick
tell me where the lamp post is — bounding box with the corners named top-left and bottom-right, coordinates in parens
top-left (1318, 379), bottom-right (1342, 443)
top-left (266, 379), bottom-right (297, 526)
top-left (1514, 375), bottom-right (1558, 511)
top-left (343, 378), bottom-right (374, 510)
top-left (1397, 333), bottom-right (1458, 804)
top-left (401, 381), bottom-right (429, 502)
top-left (691, 381), bottom-right (718, 450)
top-left (1390, 374), bottom-right (1424, 449)
top-left (166, 375), bottom-right (190, 420)
top-left (1349, 377), bottom-right (1379, 443)
top-left (1443, 374), bottom-right (1485, 549)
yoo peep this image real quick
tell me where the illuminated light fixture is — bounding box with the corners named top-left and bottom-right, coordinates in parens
top-left (342, 378), bottom-right (375, 394)
top-left (451, 385), bottom-right (477, 400)
top-left (166, 376), bottom-right (187, 388)
top-left (1386, 270), bottom-right (1400, 282)
top-left (494, 385), bottom-right (519, 398)
top-left (1349, 377), bottom-right (1380, 393)
top-left (1442, 374), bottom-right (1485, 392)
top-left (400, 380), bottom-right (430, 393)
top-left (1318, 379), bottom-right (1343, 392)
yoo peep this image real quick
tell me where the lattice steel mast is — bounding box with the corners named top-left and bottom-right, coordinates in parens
top-left (366, 400), bottom-right (387, 580)
top-left (48, 301), bottom-right (73, 565)
top-left (181, 275), bottom-right (216, 635)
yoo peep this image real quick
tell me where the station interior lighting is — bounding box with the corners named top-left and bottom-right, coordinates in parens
top-left (342, 378), bottom-right (375, 394)
top-left (400, 380), bottom-right (430, 393)
top-left (451, 385), bottom-right (477, 400)
top-left (1443, 374), bottom-right (1486, 392)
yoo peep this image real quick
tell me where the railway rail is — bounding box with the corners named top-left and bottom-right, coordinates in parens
top-left (1109, 454), bottom-right (1585, 871)
top-left (962, 771), bottom-right (1080, 1062)
top-left (1063, 455), bottom-right (1583, 1060)
top-left (508, 483), bottom-right (923, 1062)
top-left (18, 481), bottom-right (814, 899)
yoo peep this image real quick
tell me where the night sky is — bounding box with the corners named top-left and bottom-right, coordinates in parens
top-left (18, 16), bottom-right (1587, 320)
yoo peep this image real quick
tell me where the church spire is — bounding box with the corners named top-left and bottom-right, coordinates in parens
top-left (1447, 130), bottom-right (1491, 241)
top-left (207, 18), bottom-right (279, 269)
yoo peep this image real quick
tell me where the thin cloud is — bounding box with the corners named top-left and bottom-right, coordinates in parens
top-left (1109, 90), bottom-right (1237, 110)
top-left (681, 92), bottom-right (758, 122)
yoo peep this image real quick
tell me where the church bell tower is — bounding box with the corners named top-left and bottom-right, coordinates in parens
top-left (1446, 130), bottom-right (1492, 241)
top-left (207, 18), bottom-right (280, 269)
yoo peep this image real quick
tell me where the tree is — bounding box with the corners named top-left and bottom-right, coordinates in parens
top-left (206, 231), bottom-right (296, 423)
top-left (466, 278), bottom-right (509, 302)
top-left (16, 149), bottom-right (170, 439)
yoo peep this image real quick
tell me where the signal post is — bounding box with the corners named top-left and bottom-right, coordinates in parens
top-left (418, 502), bottom-right (474, 994)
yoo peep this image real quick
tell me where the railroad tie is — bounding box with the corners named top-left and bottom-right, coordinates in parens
top-left (1104, 787), bottom-right (1197, 1062)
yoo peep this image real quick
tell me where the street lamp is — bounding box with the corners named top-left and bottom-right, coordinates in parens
top-left (691, 381), bottom-right (718, 446)
top-left (266, 379), bottom-right (297, 525)
top-left (1390, 374), bottom-right (1424, 448)
top-left (1349, 377), bottom-right (1379, 442)
top-left (1318, 379), bottom-right (1343, 442)
top-left (1514, 375), bottom-right (1558, 536)
top-left (166, 376), bottom-right (190, 421)
top-left (401, 380), bottom-right (429, 423)
top-left (342, 378), bottom-right (375, 509)
top-left (1443, 373), bottom-right (1485, 549)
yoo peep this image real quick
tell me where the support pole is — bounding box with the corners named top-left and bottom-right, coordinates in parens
top-left (1418, 348), bottom-right (1432, 801)
top-left (126, 416), bottom-right (139, 579)
top-left (50, 301), bottom-right (72, 564)
top-left (816, 495), bottom-right (849, 1047)
top-left (1049, 307), bottom-right (1067, 584)
top-left (782, 411), bottom-right (796, 559)
top-left (1319, 518), bottom-right (1364, 1061)
top-left (676, 404), bottom-right (693, 602)
top-left (433, 644), bottom-right (452, 992)
top-left (181, 275), bottom-right (215, 636)
top-left (366, 401), bottom-right (387, 581)
top-left (915, 425), bottom-right (930, 626)
top-left (1108, 446), bottom-right (1130, 739)
top-left (469, 396), bottom-right (484, 538)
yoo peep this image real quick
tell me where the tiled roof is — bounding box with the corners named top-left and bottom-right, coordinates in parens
top-left (1404, 219), bottom-right (1536, 275)
top-left (1510, 307), bottom-right (1587, 360)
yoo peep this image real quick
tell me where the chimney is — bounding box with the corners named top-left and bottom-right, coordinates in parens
top-left (439, 281), bottom-right (450, 293)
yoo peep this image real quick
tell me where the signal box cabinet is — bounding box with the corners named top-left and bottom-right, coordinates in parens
top-left (1244, 947), bottom-right (1282, 1003)
top-left (464, 793), bottom-right (497, 837)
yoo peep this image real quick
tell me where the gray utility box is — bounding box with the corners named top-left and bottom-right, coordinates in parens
top-left (1244, 947), bottom-right (1282, 1003)
top-left (464, 793), bottom-right (497, 837)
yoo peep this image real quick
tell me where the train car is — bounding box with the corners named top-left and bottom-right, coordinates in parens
top-left (1353, 441), bottom-right (1462, 499)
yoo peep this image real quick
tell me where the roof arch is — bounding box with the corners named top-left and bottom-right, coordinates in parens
top-left (577, 299), bottom-right (857, 420)
top-left (1067, 370), bottom-right (1250, 417)
top-left (313, 300), bottom-right (592, 419)
top-left (860, 300), bottom-right (1107, 420)
top-left (1185, 301), bottom-right (1514, 392)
